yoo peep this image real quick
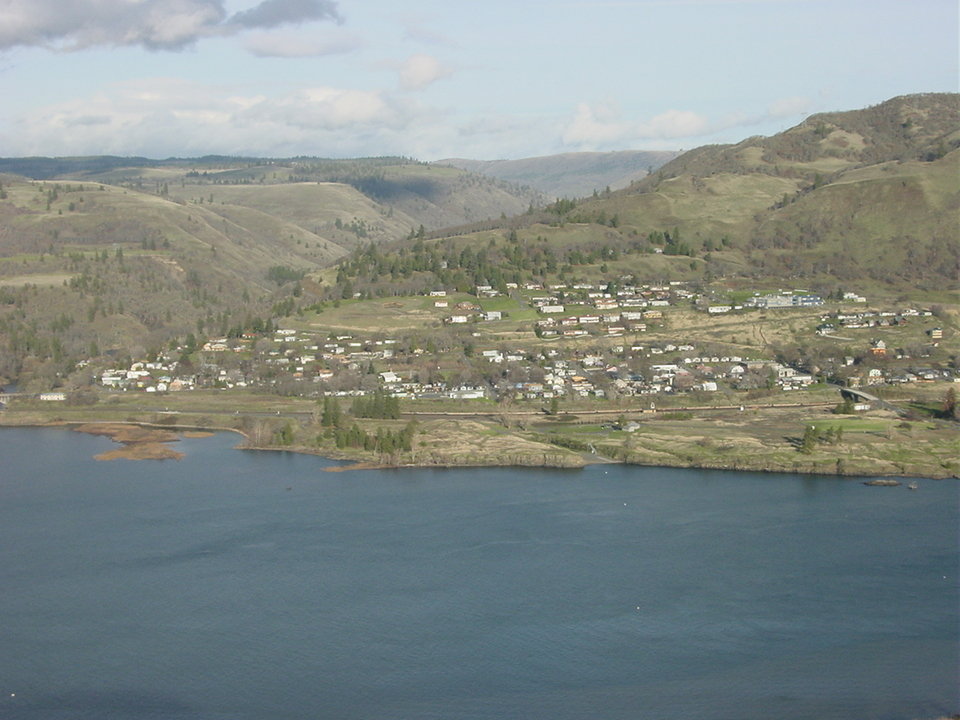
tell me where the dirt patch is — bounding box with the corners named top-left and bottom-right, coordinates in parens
top-left (323, 461), bottom-right (389, 472)
top-left (0, 273), bottom-right (76, 287)
top-left (74, 423), bottom-right (183, 461)
top-left (415, 420), bottom-right (586, 468)
top-left (74, 423), bottom-right (180, 444)
top-left (95, 443), bottom-right (185, 461)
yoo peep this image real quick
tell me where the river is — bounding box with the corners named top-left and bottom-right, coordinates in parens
top-left (0, 427), bottom-right (956, 719)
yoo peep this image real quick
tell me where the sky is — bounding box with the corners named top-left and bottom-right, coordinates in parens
top-left (0, 0), bottom-right (957, 161)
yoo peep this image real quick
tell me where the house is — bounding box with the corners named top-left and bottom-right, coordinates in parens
top-left (750, 293), bottom-right (824, 308)
top-left (449, 386), bottom-right (485, 399)
top-left (101, 372), bottom-right (124, 387)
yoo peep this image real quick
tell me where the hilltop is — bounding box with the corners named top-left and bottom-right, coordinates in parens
top-left (0, 157), bottom-right (541, 380)
top-left (0, 93), bottom-right (956, 398)
top-left (324, 95), bottom-right (957, 305)
top-left (435, 150), bottom-right (680, 199)
top-left (0, 155), bottom-right (544, 238)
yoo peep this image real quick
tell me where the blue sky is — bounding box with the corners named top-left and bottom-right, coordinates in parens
top-left (1, 0), bottom-right (956, 160)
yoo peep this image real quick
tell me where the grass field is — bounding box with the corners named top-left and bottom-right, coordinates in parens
top-left (0, 273), bottom-right (75, 286)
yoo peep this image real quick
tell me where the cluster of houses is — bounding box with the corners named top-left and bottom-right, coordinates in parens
top-left (843, 364), bottom-right (955, 388)
top-left (84, 284), bottom-right (953, 403)
top-left (100, 361), bottom-right (195, 393)
top-left (440, 284), bottom-right (879, 337)
top-left (91, 322), bottom-right (830, 402)
top-left (817, 307), bottom-right (934, 333)
top-left (746, 292), bottom-right (824, 309)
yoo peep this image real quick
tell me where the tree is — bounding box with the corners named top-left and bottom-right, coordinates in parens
top-left (548, 396), bottom-right (559, 416)
top-left (799, 425), bottom-right (818, 454)
top-left (942, 387), bottom-right (959, 420)
top-left (833, 397), bottom-right (855, 414)
top-left (321, 396), bottom-right (342, 427)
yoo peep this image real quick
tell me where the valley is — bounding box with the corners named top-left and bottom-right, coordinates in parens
top-left (0, 94), bottom-right (957, 476)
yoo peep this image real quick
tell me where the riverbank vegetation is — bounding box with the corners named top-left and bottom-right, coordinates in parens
top-left (2, 383), bottom-right (956, 477)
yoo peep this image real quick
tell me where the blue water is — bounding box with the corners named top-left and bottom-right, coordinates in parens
top-left (0, 427), bottom-right (956, 720)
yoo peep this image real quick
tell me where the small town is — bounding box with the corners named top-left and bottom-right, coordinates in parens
top-left (52, 283), bottom-right (950, 408)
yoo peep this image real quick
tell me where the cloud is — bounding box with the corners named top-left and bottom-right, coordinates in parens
top-left (228, 0), bottom-right (339, 29)
top-left (0, 0), bottom-right (341, 52)
top-left (243, 30), bottom-right (359, 57)
top-left (561, 100), bottom-right (821, 151)
top-left (0, 77), bottom-right (426, 157)
top-left (562, 103), bottom-right (712, 148)
top-left (635, 109), bottom-right (710, 139)
top-left (260, 87), bottom-right (407, 130)
top-left (64, 115), bottom-right (113, 127)
top-left (398, 54), bottom-right (451, 91)
top-left (562, 103), bottom-right (631, 147)
top-left (767, 95), bottom-right (811, 118)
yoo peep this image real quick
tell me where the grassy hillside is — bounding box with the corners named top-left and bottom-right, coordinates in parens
top-left (0, 157), bottom-right (544, 383)
top-left (0, 156), bottom-right (544, 237)
top-left (637, 93), bottom-right (959, 185)
top-left (437, 150), bottom-right (680, 199)
top-left (0, 95), bottom-right (955, 390)
top-left (533, 93), bottom-right (960, 288)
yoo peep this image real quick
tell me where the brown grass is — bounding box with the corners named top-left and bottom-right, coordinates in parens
top-left (95, 443), bottom-right (185, 461)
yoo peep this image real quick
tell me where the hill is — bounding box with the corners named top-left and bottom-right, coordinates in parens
top-left (435, 150), bottom-right (679, 199)
top-left (0, 94), bottom-right (956, 391)
top-left (0, 157), bottom-right (542, 382)
top-left (0, 155), bottom-right (545, 239)
top-left (326, 94), bottom-right (958, 301)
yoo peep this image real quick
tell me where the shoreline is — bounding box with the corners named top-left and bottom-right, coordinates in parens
top-left (1, 415), bottom-right (955, 480)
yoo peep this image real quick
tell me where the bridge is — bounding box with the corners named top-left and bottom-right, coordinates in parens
top-left (836, 386), bottom-right (906, 416)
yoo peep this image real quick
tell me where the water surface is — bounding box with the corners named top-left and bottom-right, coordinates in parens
top-left (1, 428), bottom-right (956, 719)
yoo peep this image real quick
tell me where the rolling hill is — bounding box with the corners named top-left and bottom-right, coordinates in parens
top-left (435, 150), bottom-right (680, 199)
top-left (0, 94), bottom-right (956, 388)
top-left (325, 94), bottom-right (958, 303)
top-left (0, 157), bottom-right (543, 380)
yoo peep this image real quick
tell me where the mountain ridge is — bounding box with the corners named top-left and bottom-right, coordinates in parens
top-left (0, 93), bottom-right (955, 387)
top-left (434, 150), bottom-right (680, 199)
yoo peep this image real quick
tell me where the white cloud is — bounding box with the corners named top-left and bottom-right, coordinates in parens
top-left (562, 103), bottom-right (711, 149)
top-left (558, 99), bottom-right (823, 151)
top-left (767, 95), bottom-right (811, 118)
top-left (561, 103), bottom-right (631, 147)
top-left (0, 0), bottom-right (340, 51)
top-left (262, 87), bottom-right (404, 129)
top-left (635, 109), bottom-right (710, 139)
top-left (398, 54), bottom-right (451, 91)
top-left (0, 78), bottom-right (425, 157)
